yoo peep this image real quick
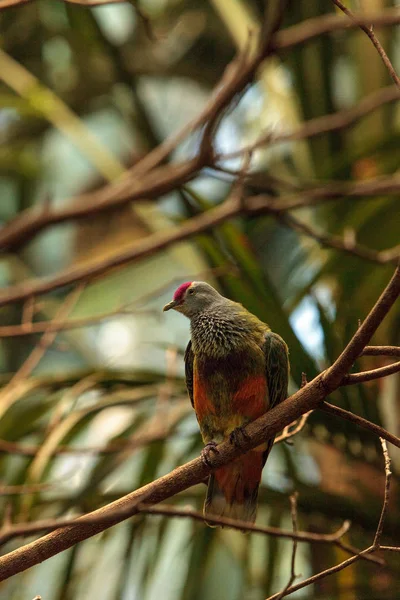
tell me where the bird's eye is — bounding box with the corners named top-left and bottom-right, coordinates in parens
top-left (188, 288), bottom-right (195, 295)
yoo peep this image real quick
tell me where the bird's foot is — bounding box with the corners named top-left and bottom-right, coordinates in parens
top-left (229, 426), bottom-right (250, 448)
top-left (201, 442), bottom-right (219, 467)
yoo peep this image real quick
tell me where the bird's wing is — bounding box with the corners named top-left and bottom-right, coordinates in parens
top-left (261, 331), bottom-right (289, 467)
top-left (184, 340), bottom-right (194, 408)
top-left (263, 331), bottom-right (290, 410)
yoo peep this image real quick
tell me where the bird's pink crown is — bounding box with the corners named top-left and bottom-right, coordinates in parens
top-left (173, 282), bottom-right (192, 302)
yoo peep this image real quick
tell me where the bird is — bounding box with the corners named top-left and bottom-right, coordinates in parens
top-left (163, 281), bottom-right (289, 525)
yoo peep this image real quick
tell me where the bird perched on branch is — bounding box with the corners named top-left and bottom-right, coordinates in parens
top-left (163, 281), bottom-right (289, 525)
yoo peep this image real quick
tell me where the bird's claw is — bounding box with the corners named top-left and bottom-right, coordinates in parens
top-left (229, 426), bottom-right (250, 448)
top-left (201, 442), bottom-right (219, 467)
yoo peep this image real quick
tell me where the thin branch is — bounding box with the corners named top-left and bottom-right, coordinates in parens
top-left (321, 266), bottom-right (400, 390)
top-left (279, 212), bottom-right (400, 265)
top-left (274, 411), bottom-right (312, 445)
top-left (274, 8), bottom-right (400, 50)
top-left (0, 285), bottom-right (84, 422)
top-left (342, 361), bottom-right (400, 385)
top-left (272, 493), bottom-right (300, 600)
top-left (266, 546), bottom-right (374, 599)
top-left (220, 84), bottom-right (400, 160)
top-left (373, 439), bottom-right (392, 547)
top-left (1, 190), bottom-right (399, 309)
top-left (322, 403), bottom-right (400, 450)
top-left (331, 0), bottom-right (400, 90)
top-left (0, 504), bottom-right (350, 548)
top-left (362, 345), bottom-right (400, 358)
top-left (266, 435), bottom-right (396, 598)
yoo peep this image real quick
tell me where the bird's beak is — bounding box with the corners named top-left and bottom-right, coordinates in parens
top-left (163, 300), bottom-right (178, 312)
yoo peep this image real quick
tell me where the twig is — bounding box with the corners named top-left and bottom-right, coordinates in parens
top-left (278, 213), bottom-right (400, 265)
top-left (331, 0), bottom-right (400, 90)
top-left (265, 436), bottom-right (396, 598)
top-left (275, 8), bottom-right (400, 50)
top-left (342, 361), bottom-right (400, 385)
top-left (266, 546), bottom-right (374, 599)
top-left (373, 439), bottom-right (392, 547)
top-left (0, 503), bottom-right (351, 548)
top-left (322, 403), bottom-right (400, 450)
top-left (220, 85), bottom-right (400, 160)
top-left (362, 345), bottom-right (400, 357)
top-left (274, 411), bottom-right (312, 445)
top-left (322, 266), bottom-right (400, 390)
top-left (271, 493), bottom-right (300, 600)
top-left (0, 285), bottom-right (84, 421)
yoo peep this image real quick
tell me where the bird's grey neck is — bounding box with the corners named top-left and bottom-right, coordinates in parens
top-left (190, 306), bottom-right (248, 358)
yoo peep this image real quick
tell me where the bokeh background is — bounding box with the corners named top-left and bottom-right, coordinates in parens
top-left (0, 0), bottom-right (399, 599)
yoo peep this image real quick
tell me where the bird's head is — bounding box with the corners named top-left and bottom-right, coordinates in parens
top-left (163, 281), bottom-right (222, 318)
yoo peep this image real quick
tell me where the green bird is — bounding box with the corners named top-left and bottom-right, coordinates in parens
top-left (163, 281), bottom-right (289, 524)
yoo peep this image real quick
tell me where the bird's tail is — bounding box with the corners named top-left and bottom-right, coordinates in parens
top-left (204, 450), bottom-right (265, 526)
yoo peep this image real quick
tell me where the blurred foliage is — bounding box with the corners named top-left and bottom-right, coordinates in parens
top-left (0, 1), bottom-right (399, 599)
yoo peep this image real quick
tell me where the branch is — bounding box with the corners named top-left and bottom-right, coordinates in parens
top-left (272, 493), bottom-right (300, 600)
top-left (331, 0), bottom-right (400, 90)
top-left (278, 212), bottom-right (400, 265)
top-left (274, 8), bottom-right (400, 50)
top-left (266, 436), bottom-right (395, 598)
top-left (274, 411), bottom-right (313, 445)
top-left (0, 266), bottom-right (397, 580)
top-left (221, 85), bottom-right (400, 160)
top-left (0, 503), bottom-right (350, 548)
top-left (342, 360), bottom-right (400, 385)
top-left (362, 345), bottom-right (400, 357)
top-left (373, 439), bottom-right (392, 547)
top-left (322, 403), bottom-right (400, 450)
top-left (321, 266), bottom-right (400, 390)
top-left (1, 187), bottom-right (399, 309)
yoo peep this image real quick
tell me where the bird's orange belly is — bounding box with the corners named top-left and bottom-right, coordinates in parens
top-left (193, 371), bottom-right (268, 426)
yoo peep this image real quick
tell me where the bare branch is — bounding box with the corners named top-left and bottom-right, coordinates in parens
top-left (0, 503), bottom-right (351, 548)
top-left (272, 493), bottom-right (300, 600)
top-left (373, 439), bottom-right (392, 548)
top-left (279, 212), bottom-right (400, 265)
top-left (342, 360), bottom-right (400, 385)
top-left (274, 8), bottom-right (400, 50)
top-left (330, 0), bottom-right (400, 89)
top-left (362, 345), bottom-right (400, 357)
top-left (221, 85), bottom-right (400, 160)
top-left (322, 266), bottom-right (400, 390)
top-left (322, 403), bottom-right (400, 450)
top-left (274, 411), bottom-right (312, 445)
